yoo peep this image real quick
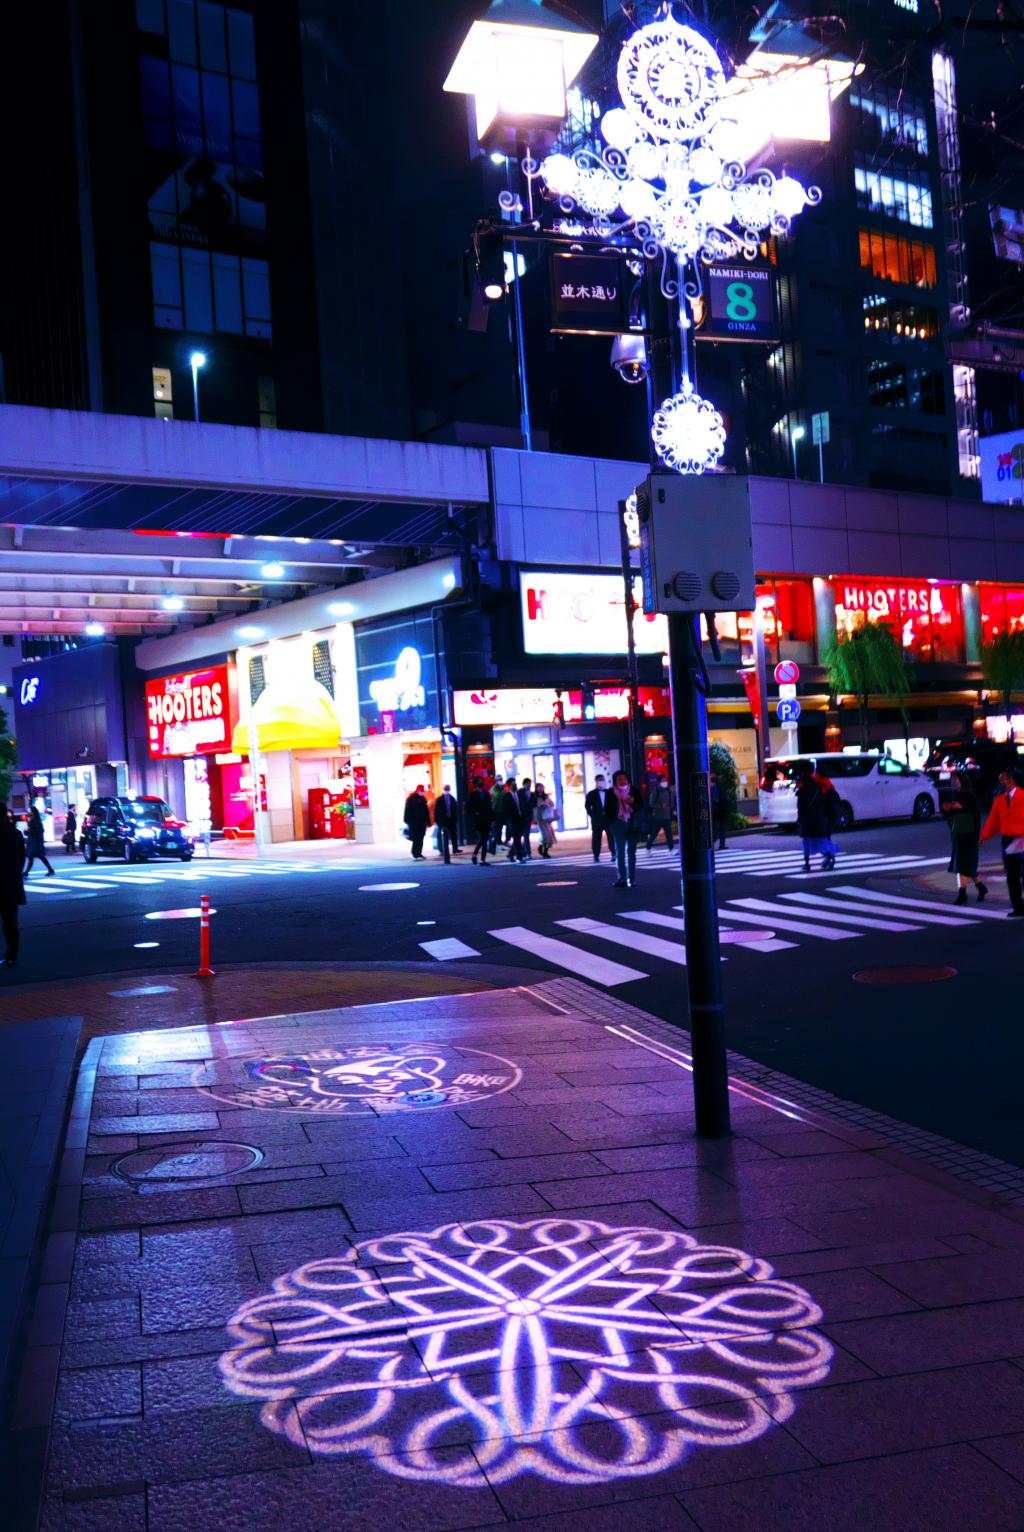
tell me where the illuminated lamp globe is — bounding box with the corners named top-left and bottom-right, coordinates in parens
top-left (626, 139), bottom-right (663, 182)
top-left (773, 175), bottom-right (807, 219)
top-left (654, 198), bottom-right (705, 259)
top-left (576, 167), bottom-right (621, 216)
top-left (699, 183), bottom-right (734, 228)
top-left (601, 107), bottom-right (638, 150)
top-left (618, 177), bottom-right (659, 223)
top-left (688, 145), bottom-right (723, 186)
top-left (651, 384), bottom-right (727, 476)
top-left (708, 116), bottom-right (744, 163)
top-left (540, 152), bottom-right (579, 198)
top-left (731, 181), bottom-right (773, 231)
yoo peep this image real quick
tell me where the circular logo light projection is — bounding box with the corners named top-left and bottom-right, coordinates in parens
top-left (198, 1043), bottom-right (522, 1116)
top-left (218, 1216), bottom-right (833, 1486)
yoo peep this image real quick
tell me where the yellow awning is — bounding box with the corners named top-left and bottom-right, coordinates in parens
top-left (232, 682), bottom-right (341, 755)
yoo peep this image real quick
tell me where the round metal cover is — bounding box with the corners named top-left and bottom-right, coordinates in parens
top-left (113, 1141), bottom-right (264, 1185)
top-left (853, 965), bottom-right (957, 986)
top-left (671, 571), bottom-right (702, 602)
top-left (711, 570), bottom-right (741, 601)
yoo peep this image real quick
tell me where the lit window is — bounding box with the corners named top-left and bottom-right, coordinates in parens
top-left (152, 366), bottom-right (174, 420)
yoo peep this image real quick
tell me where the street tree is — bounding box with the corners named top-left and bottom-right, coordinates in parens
top-left (981, 629), bottom-right (1024, 713)
top-left (823, 621), bottom-right (914, 751)
top-left (0, 705), bottom-right (16, 802)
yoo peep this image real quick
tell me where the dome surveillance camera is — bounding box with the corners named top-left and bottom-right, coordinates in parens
top-left (610, 331), bottom-right (649, 384)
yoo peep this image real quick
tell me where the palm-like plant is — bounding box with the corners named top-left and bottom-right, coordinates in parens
top-left (822, 621), bottom-right (914, 750)
top-left (981, 629), bottom-right (1024, 712)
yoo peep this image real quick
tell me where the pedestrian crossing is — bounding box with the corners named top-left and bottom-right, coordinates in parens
top-left (21, 858), bottom-right (375, 900)
top-left (549, 844), bottom-right (950, 881)
top-left (418, 884), bottom-right (998, 986)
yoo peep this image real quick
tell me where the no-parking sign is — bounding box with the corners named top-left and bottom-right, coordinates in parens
top-left (774, 660), bottom-right (800, 685)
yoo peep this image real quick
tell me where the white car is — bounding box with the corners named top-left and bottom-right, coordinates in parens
top-left (759, 753), bottom-right (939, 830)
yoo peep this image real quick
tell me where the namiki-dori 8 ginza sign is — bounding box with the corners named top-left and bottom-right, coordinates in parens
top-left (145, 665), bottom-right (235, 759)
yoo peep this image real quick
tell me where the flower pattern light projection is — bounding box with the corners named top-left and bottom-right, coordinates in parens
top-left (219, 1216), bottom-right (833, 1487)
top-left (532, 15), bottom-right (820, 475)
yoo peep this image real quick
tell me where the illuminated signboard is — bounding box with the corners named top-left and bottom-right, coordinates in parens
top-left (833, 579), bottom-right (964, 661)
top-left (452, 687), bottom-right (670, 727)
top-left (979, 429), bottom-right (1024, 504)
top-left (520, 571), bottom-right (668, 656)
top-left (700, 264), bottom-right (777, 344)
top-left (145, 665), bottom-right (235, 759)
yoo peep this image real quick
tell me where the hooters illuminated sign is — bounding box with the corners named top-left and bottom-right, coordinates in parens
top-left (145, 665), bottom-right (235, 759)
top-left (835, 579), bottom-right (949, 619)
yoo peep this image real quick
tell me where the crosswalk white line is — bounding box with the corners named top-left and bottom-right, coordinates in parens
top-left (715, 904), bottom-right (860, 940)
top-left (769, 856), bottom-right (947, 882)
top-left (830, 886), bottom-right (1010, 923)
top-left (23, 880), bottom-right (75, 895)
top-left (42, 876), bottom-right (118, 889)
top-left (770, 894), bottom-right (926, 932)
top-left (619, 909), bottom-right (797, 954)
top-left (419, 937), bottom-right (480, 961)
top-left (558, 916), bottom-right (697, 965)
top-left (488, 926), bottom-right (646, 986)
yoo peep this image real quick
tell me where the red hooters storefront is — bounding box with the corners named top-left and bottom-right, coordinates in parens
top-left (144, 664), bottom-right (244, 836)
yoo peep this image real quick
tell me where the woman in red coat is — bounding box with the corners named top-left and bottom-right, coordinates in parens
top-left (980, 768), bottom-right (1024, 918)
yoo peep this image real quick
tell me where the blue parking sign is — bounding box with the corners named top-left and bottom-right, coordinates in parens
top-left (777, 698), bottom-right (802, 725)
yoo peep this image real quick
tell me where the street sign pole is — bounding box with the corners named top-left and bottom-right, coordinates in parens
top-left (618, 498), bottom-right (643, 784)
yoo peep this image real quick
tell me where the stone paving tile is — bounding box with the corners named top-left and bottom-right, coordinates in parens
top-left (55, 1365), bottom-right (142, 1422)
top-left (420, 1151), bottom-right (607, 1192)
top-left (783, 1361), bottom-right (1024, 1464)
top-left (771, 1236), bottom-right (963, 1279)
top-left (61, 1325), bottom-right (231, 1372)
top-left (234, 1164), bottom-right (432, 1215)
top-left (493, 1496), bottom-right (698, 1530)
top-left (678, 1443), bottom-right (1024, 1532)
top-left (339, 1183), bottom-right (552, 1231)
top-left (716, 1152), bottom-right (904, 1189)
top-left (825, 1297), bottom-right (1024, 1375)
top-left (80, 1185), bottom-right (242, 1232)
top-left (780, 1266), bottom-right (921, 1323)
top-left (40, 1492), bottom-right (147, 1532)
top-left (141, 1206), bottom-right (353, 1250)
top-left (530, 1166), bottom-right (732, 1212)
top-left (90, 1114), bottom-right (220, 1136)
top-left (140, 1275), bottom-right (265, 1335)
top-left (973, 1432), bottom-right (1024, 1486)
top-left (744, 1128), bottom-right (887, 1157)
top-left (146, 1456), bottom-right (506, 1532)
top-left (64, 1296), bottom-right (140, 1339)
top-left (869, 1249), bottom-right (1024, 1307)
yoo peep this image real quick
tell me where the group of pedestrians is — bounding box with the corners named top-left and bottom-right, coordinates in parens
top-left (943, 765), bottom-right (1024, 917)
top-left (403, 777), bottom-right (560, 867)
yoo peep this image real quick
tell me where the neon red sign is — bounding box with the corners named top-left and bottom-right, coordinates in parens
top-left (145, 666), bottom-right (235, 759)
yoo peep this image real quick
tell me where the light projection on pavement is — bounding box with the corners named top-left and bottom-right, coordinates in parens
top-left (219, 1216), bottom-right (832, 1486)
top-left (197, 1042), bottom-right (522, 1115)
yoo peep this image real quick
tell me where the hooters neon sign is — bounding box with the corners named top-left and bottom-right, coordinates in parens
top-left (145, 665), bottom-right (234, 759)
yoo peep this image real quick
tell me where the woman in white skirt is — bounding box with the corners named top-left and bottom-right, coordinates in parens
top-left (535, 787), bottom-right (557, 858)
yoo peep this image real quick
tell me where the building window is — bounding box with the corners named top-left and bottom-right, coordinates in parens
top-left (850, 84), bottom-right (929, 157)
top-left (859, 228), bottom-right (937, 287)
top-left (312, 639), bottom-right (334, 698)
top-left (854, 161), bottom-right (933, 228)
top-left (149, 243), bottom-right (271, 338)
top-left (152, 366), bottom-right (174, 419)
top-left (257, 375), bottom-right (276, 428)
top-left (979, 584), bottom-right (1024, 640)
top-left (833, 578), bottom-right (964, 662)
top-left (756, 578), bottom-right (815, 664)
top-left (867, 361), bottom-right (945, 413)
top-left (862, 294), bottom-right (940, 343)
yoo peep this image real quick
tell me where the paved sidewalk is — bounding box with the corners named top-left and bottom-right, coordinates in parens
top-left (20, 982), bottom-right (1024, 1531)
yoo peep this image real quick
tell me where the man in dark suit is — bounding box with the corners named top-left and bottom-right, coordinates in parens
top-left (403, 785), bottom-right (431, 860)
top-left (433, 784), bottom-right (460, 865)
top-left (499, 778), bottom-right (525, 863)
top-left (517, 777), bottom-right (536, 860)
top-left (585, 774), bottom-right (609, 862)
top-left (0, 803), bottom-right (27, 967)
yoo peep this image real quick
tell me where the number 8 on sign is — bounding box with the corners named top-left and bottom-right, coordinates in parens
top-left (725, 282), bottom-right (757, 322)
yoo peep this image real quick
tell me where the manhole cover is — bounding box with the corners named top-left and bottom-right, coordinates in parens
top-left (113, 1141), bottom-right (264, 1185)
top-left (853, 965), bottom-right (957, 986)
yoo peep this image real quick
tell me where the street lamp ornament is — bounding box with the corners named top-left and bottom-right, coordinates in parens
top-left (532, 13), bottom-right (821, 474)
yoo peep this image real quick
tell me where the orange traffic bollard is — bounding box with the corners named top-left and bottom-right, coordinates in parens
top-left (196, 893), bottom-right (215, 978)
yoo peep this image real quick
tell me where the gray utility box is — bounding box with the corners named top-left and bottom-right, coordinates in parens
top-left (637, 473), bottom-right (756, 615)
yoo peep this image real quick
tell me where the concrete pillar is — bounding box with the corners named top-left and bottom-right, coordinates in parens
top-left (961, 582), bottom-right (982, 663)
top-left (813, 577), bottom-right (836, 663)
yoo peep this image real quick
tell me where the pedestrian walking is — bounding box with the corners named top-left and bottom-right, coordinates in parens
top-left (710, 775), bottom-right (728, 852)
top-left (62, 806), bottom-right (78, 855)
top-left (942, 769), bottom-right (987, 905)
top-left (403, 784), bottom-right (431, 861)
top-left (535, 786), bottom-right (557, 856)
top-left (585, 774), bottom-right (609, 862)
top-left (433, 784), bottom-right (460, 865)
top-left (647, 775), bottom-right (676, 852)
top-left (814, 768), bottom-right (841, 870)
top-left (488, 776), bottom-right (505, 855)
top-left (0, 803), bottom-right (26, 968)
top-left (605, 769), bottom-right (642, 889)
top-left (518, 777), bottom-right (536, 860)
top-left (980, 767), bottom-right (1024, 918)
top-left (498, 777), bottom-right (525, 862)
top-left (467, 777), bottom-right (494, 866)
top-left (24, 806), bottom-right (54, 877)
top-left (796, 766), bottom-right (833, 872)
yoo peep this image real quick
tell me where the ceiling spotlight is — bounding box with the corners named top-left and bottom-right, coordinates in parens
top-left (162, 595), bottom-right (185, 612)
top-left (237, 624), bottom-right (265, 640)
top-left (84, 621), bottom-right (105, 637)
top-left (261, 561), bottom-right (285, 579)
top-left (442, 572), bottom-right (457, 589)
top-left (328, 601), bottom-right (355, 617)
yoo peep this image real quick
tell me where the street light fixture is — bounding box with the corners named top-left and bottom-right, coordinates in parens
top-left (189, 350), bottom-right (207, 422)
top-left (260, 562), bottom-right (285, 580)
top-left (162, 596), bottom-right (185, 613)
top-left (791, 423), bottom-right (806, 479)
top-left (84, 621), bottom-right (105, 638)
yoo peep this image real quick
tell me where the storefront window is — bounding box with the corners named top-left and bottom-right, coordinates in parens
top-left (700, 612), bottom-right (755, 665)
top-left (979, 583), bottom-right (1024, 640)
top-left (757, 578), bottom-right (815, 663)
top-left (833, 578), bottom-right (964, 661)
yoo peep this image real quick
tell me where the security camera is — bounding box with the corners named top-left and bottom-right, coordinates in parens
top-left (610, 331), bottom-right (649, 385)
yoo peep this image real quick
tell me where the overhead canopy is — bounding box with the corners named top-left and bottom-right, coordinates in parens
top-left (232, 681), bottom-right (341, 755)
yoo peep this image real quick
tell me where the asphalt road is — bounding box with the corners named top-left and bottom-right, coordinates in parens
top-left (6, 819), bottom-right (1020, 1165)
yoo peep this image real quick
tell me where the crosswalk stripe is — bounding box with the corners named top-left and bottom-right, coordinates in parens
top-left (43, 876), bottom-right (118, 889)
top-left (419, 937), bottom-right (481, 960)
top-left (488, 926), bottom-right (646, 986)
top-left (830, 886), bottom-right (1009, 923)
top-left (772, 894), bottom-right (926, 932)
top-left (769, 856), bottom-right (945, 882)
top-left (558, 916), bottom-right (696, 965)
top-left (716, 904), bottom-right (860, 940)
top-left (620, 909), bottom-right (796, 954)
top-left (23, 880), bottom-right (74, 895)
